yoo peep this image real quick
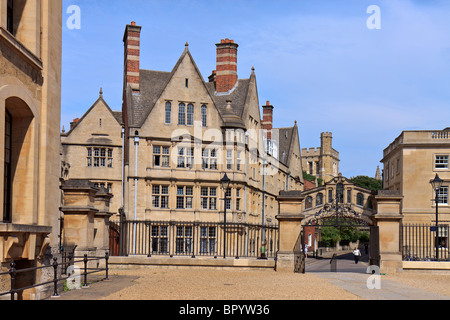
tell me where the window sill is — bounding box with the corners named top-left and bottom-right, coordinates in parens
top-left (0, 27), bottom-right (43, 71)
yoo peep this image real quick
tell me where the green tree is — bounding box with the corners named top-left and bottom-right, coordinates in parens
top-left (350, 175), bottom-right (382, 192)
top-left (320, 226), bottom-right (341, 247)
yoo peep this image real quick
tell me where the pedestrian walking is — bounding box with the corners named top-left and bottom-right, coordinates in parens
top-left (353, 247), bottom-right (361, 264)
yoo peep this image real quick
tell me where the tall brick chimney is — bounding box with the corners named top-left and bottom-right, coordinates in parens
top-left (262, 101), bottom-right (274, 140)
top-left (123, 21), bottom-right (141, 93)
top-left (214, 39), bottom-right (239, 94)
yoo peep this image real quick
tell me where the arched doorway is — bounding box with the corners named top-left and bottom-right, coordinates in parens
top-left (302, 199), bottom-right (379, 273)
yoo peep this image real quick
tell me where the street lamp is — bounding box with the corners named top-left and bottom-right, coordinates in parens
top-left (431, 174), bottom-right (444, 261)
top-left (221, 173), bottom-right (231, 259)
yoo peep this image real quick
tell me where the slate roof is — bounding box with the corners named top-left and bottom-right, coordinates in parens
top-left (125, 47), bottom-right (250, 128)
top-left (277, 125), bottom-right (298, 166)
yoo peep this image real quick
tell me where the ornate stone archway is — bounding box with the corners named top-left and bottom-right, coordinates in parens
top-left (276, 189), bottom-right (404, 274)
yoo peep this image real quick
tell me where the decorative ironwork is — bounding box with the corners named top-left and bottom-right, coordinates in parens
top-left (307, 201), bottom-right (369, 227)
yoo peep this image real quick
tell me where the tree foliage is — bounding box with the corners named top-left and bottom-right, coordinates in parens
top-left (350, 175), bottom-right (382, 192)
top-left (320, 226), bottom-right (369, 247)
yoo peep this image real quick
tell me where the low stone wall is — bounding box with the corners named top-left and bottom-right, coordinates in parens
top-left (403, 261), bottom-right (450, 273)
top-left (109, 256), bottom-right (275, 271)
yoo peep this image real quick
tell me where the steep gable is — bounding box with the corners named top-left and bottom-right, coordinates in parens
top-left (61, 93), bottom-right (122, 146)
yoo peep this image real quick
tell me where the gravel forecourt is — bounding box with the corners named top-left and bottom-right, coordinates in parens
top-left (100, 267), bottom-right (450, 300)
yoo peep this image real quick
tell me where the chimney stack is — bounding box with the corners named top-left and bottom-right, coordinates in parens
top-left (214, 39), bottom-right (239, 94)
top-left (262, 101), bottom-right (274, 140)
top-left (123, 21), bottom-right (141, 93)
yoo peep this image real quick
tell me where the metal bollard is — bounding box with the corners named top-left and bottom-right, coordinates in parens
top-left (9, 262), bottom-right (16, 301)
top-left (52, 257), bottom-right (60, 297)
top-left (83, 254), bottom-right (89, 288)
top-left (105, 251), bottom-right (109, 281)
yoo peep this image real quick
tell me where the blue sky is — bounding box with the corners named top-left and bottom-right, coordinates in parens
top-left (61, 0), bottom-right (450, 178)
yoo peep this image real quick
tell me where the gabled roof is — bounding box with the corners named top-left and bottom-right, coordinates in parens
top-left (125, 46), bottom-right (252, 129)
top-left (62, 94), bottom-right (122, 136)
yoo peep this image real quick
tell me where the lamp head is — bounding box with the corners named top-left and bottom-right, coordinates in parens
top-left (431, 174), bottom-right (444, 191)
top-left (221, 173), bottom-right (231, 190)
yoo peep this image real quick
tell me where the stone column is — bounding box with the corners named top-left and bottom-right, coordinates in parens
top-left (93, 188), bottom-right (113, 257)
top-left (373, 190), bottom-right (404, 273)
top-left (276, 191), bottom-right (305, 272)
top-left (60, 180), bottom-right (99, 256)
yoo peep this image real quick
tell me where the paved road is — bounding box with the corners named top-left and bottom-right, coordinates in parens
top-left (306, 252), bottom-right (368, 273)
top-left (306, 253), bottom-right (450, 300)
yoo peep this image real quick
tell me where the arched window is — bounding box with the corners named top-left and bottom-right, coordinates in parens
top-left (201, 105), bottom-right (207, 127)
top-left (305, 196), bottom-right (313, 210)
top-left (316, 193), bottom-right (323, 207)
top-left (178, 103), bottom-right (185, 125)
top-left (3, 110), bottom-right (12, 222)
top-left (165, 102), bottom-right (171, 124)
top-left (357, 193), bottom-right (364, 206)
top-left (336, 183), bottom-right (344, 203)
top-left (187, 104), bottom-right (194, 125)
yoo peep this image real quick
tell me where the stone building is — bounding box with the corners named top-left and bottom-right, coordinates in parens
top-left (0, 0), bottom-right (62, 299)
top-left (116, 22), bottom-right (304, 225)
top-left (60, 90), bottom-right (124, 214)
top-left (381, 129), bottom-right (450, 224)
top-left (301, 132), bottom-right (340, 182)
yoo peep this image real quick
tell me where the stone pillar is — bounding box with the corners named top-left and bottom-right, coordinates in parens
top-left (93, 188), bottom-right (113, 257)
top-left (60, 180), bottom-right (99, 256)
top-left (373, 190), bottom-right (404, 274)
top-left (276, 191), bottom-right (305, 272)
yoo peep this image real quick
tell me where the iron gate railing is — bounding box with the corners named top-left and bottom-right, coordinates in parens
top-left (401, 224), bottom-right (450, 261)
top-left (110, 219), bottom-right (279, 259)
top-left (0, 251), bottom-right (110, 300)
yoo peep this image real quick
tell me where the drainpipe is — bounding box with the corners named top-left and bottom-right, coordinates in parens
top-left (262, 160), bottom-right (267, 243)
top-left (133, 131), bottom-right (139, 255)
top-left (121, 127), bottom-right (125, 209)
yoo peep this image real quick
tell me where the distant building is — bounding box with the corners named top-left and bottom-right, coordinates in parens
top-left (381, 129), bottom-right (450, 224)
top-left (375, 166), bottom-right (382, 181)
top-left (60, 90), bottom-right (124, 214)
top-left (301, 132), bottom-right (340, 182)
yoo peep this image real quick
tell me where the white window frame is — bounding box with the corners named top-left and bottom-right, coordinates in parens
top-left (435, 155), bottom-right (449, 170)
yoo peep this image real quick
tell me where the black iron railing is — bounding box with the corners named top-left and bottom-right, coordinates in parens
top-left (401, 224), bottom-right (450, 261)
top-left (0, 252), bottom-right (110, 300)
top-left (112, 219), bottom-right (279, 260)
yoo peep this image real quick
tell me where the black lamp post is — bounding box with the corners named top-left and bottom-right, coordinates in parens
top-left (221, 173), bottom-right (231, 259)
top-left (431, 174), bottom-right (443, 261)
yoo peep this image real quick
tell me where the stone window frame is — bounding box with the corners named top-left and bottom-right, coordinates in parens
top-left (153, 145), bottom-right (170, 168)
top-left (305, 196), bottom-right (313, 210)
top-left (200, 226), bottom-right (216, 254)
top-left (202, 148), bottom-right (218, 170)
top-left (435, 154), bottom-right (449, 170)
top-left (356, 193), bottom-right (364, 207)
top-left (87, 147), bottom-right (113, 168)
top-left (315, 193), bottom-right (323, 207)
top-left (437, 186), bottom-right (449, 205)
top-left (186, 104), bottom-right (194, 126)
top-left (201, 187), bottom-right (217, 210)
top-left (178, 103), bottom-right (186, 125)
top-left (152, 185), bottom-right (169, 209)
top-left (177, 147), bottom-right (194, 169)
top-left (176, 186), bottom-right (193, 209)
top-left (165, 102), bottom-right (172, 124)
